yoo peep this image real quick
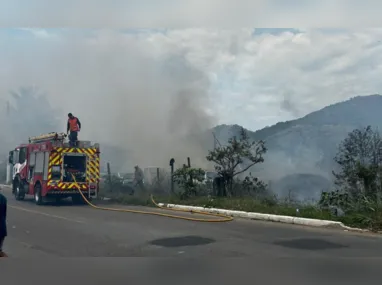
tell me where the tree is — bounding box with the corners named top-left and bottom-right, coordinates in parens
top-left (206, 127), bottom-right (267, 196)
top-left (172, 166), bottom-right (205, 198)
top-left (325, 126), bottom-right (382, 211)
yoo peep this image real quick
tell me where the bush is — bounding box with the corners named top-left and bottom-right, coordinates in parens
top-left (172, 166), bottom-right (205, 198)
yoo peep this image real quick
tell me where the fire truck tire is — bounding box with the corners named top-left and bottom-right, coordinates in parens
top-left (13, 176), bottom-right (25, 201)
top-left (34, 183), bottom-right (43, 205)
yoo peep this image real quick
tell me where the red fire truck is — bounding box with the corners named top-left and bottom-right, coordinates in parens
top-left (8, 132), bottom-right (100, 205)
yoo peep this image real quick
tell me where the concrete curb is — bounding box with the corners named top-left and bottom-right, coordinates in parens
top-left (157, 202), bottom-right (369, 233)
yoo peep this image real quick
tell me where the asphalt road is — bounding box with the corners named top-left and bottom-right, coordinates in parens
top-left (1, 186), bottom-right (382, 284)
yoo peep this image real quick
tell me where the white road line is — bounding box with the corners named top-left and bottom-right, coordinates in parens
top-left (9, 205), bottom-right (85, 224)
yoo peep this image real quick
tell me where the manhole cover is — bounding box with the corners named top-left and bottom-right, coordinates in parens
top-left (274, 238), bottom-right (348, 250)
top-left (150, 236), bottom-right (215, 248)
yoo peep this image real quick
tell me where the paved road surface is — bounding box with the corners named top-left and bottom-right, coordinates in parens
top-left (1, 186), bottom-right (382, 284)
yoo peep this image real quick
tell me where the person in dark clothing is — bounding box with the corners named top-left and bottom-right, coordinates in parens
top-left (134, 165), bottom-right (145, 190)
top-left (0, 191), bottom-right (7, 257)
top-left (67, 113), bottom-right (81, 147)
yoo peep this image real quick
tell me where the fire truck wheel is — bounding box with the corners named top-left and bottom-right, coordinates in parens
top-left (14, 176), bottom-right (25, 201)
top-left (34, 184), bottom-right (43, 205)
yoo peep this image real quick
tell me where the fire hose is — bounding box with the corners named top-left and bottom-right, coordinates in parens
top-left (70, 174), bottom-right (233, 223)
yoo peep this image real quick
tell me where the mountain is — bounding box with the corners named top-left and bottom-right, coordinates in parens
top-left (212, 95), bottom-right (382, 200)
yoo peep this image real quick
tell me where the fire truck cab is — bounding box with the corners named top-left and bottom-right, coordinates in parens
top-left (8, 132), bottom-right (100, 205)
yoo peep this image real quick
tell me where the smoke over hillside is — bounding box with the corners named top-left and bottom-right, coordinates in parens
top-left (213, 95), bottom-right (382, 201)
top-left (0, 30), bottom-right (217, 172)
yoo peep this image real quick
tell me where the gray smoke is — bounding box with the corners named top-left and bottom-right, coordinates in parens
top-left (0, 30), bottom-right (217, 172)
top-left (0, 87), bottom-right (61, 151)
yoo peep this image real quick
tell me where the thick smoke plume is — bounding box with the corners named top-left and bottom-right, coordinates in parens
top-left (0, 30), bottom-right (217, 172)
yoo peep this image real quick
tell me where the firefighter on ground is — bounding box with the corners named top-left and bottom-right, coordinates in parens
top-left (0, 191), bottom-right (7, 257)
top-left (67, 113), bottom-right (81, 147)
top-left (134, 165), bottom-right (144, 189)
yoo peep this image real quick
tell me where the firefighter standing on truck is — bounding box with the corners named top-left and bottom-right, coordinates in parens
top-left (67, 113), bottom-right (81, 147)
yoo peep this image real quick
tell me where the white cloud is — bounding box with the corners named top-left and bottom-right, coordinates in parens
top-left (2, 0), bottom-right (382, 28)
top-left (1, 27), bottom-right (382, 168)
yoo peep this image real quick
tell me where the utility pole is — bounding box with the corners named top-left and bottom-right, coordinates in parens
top-left (6, 101), bottom-right (11, 184)
top-left (6, 153), bottom-right (11, 185)
top-left (169, 158), bottom-right (175, 194)
top-left (212, 132), bottom-right (222, 150)
top-left (107, 162), bottom-right (112, 192)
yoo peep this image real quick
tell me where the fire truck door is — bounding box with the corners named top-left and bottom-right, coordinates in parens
top-left (43, 152), bottom-right (49, 180)
top-left (28, 152), bottom-right (36, 182)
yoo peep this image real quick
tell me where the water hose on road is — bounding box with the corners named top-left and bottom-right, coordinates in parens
top-left (71, 174), bottom-right (233, 223)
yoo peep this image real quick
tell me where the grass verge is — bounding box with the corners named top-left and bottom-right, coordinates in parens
top-left (99, 192), bottom-right (382, 232)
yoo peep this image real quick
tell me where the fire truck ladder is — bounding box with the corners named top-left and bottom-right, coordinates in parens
top-left (29, 132), bottom-right (67, 144)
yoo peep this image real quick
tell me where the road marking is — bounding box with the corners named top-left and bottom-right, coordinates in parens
top-left (9, 205), bottom-right (85, 224)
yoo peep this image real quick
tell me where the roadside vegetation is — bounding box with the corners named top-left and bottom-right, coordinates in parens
top-left (99, 126), bottom-right (382, 232)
